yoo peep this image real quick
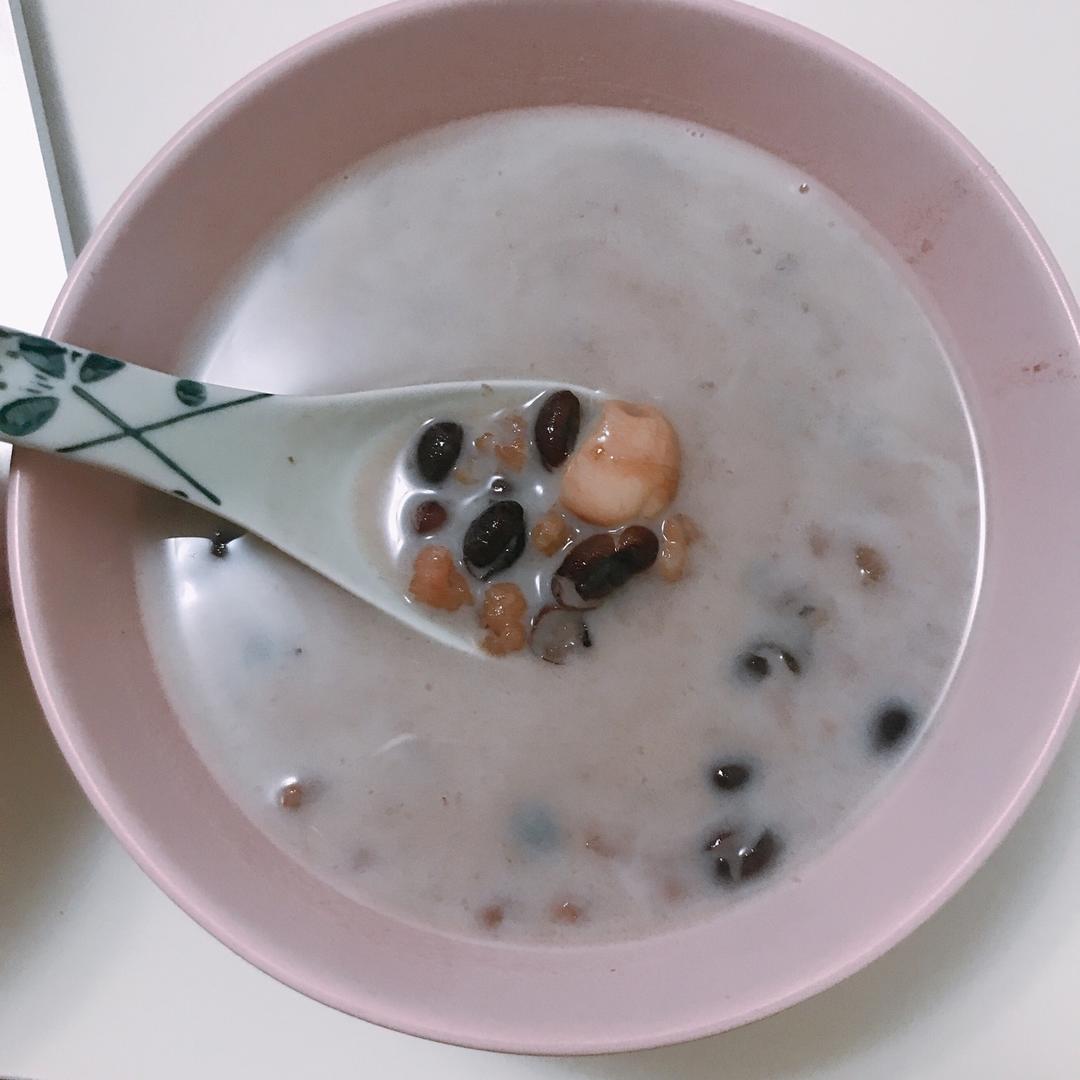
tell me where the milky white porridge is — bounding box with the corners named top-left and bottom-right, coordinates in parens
top-left (135, 107), bottom-right (980, 942)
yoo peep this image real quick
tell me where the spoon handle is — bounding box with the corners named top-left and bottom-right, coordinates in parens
top-left (0, 326), bottom-right (272, 511)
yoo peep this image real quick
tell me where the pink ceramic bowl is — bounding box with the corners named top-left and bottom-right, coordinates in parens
top-left (10, 0), bottom-right (1080, 1054)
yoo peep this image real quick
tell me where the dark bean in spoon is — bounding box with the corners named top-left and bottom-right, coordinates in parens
top-left (711, 762), bottom-right (752, 792)
top-left (554, 528), bottom-right (657, 605)
top-left (463, 500), bottom-right (526, 580)
top-left (574, 553), bottom-right (634, 601)
top-left (413, 500), bottom-right (447, 535)
top-left (872, 703), bottom-right (914, 753)
top-left (489, 476), bottom-right (513, 496)
top-left (416, 421), bottom-right (464, 483)
top-left (556, 533), bottom-right (615, 579)
top-left (616, 525), bottom-right (660, 572)
top-left (555, 534), bottom-right (620, 603)
top-left (535, 389), bottom-right (581, 470)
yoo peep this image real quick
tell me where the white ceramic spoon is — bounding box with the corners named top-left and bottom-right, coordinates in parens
top-left (0, 325), bottom-right (596, 655)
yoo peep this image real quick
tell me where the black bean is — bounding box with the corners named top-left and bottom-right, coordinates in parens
top-left (554, 530), bottom-right (656, 605)
top-left (534, 389), bottom-right (581, 470)
top-left (616, 525), bottom-right (660, 572)
top-left (416, 421), bottom-right (463, 483)
top-left (576, 553), bottom-right (635, 601)
top-left (463, 500), bottom-right (526, 580)
top-left (738, 829), bottom-right (780, 881)
top-left (739, 652), bottom-right (770, 681)
top-left (555, 534), bottom-right (620, 602)
top-left (489, 476), bottom-right (513, 496)
top-left (708, 827), bottom-right (781, 884)
top-left (712, 762), bottom-right (752, 792)
top-left (557, 533), bottom-right (616, 580)
top-left (413, 500), bottom-right (447, 534)
top-left (872, 703), bottom-right (914, 753)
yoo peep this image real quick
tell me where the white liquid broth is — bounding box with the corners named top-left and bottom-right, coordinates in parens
top-left (135, 107), bottom-right (981, 942)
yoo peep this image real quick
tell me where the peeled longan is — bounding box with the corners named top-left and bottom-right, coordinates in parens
top-left (559, 400), bottom-right (680, 526)
top-left (657, 513), bottom-right (700, 582)
top-left (408, 545), bottom-right (472, 611)
top-left (531, 506), bottom-right (571, 556)
top-left (479, 582), bottom-right (528, 656)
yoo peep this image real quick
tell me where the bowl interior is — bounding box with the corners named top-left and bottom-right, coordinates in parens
top-left (12, 0), bottom-right (1080, 1053)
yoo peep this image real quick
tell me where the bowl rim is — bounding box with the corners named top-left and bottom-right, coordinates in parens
top-left (11, 0), bottom-right (1080, 1054)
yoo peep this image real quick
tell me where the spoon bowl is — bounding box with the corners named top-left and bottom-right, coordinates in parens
top-left (0, 325), bottom-right (597, 653)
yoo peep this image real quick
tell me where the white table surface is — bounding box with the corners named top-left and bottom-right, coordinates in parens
top-left (3, 2), bottom-right (1080, 1077)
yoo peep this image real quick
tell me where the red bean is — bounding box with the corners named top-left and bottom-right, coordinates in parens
top-left (534, 390), bottom-right (581, 470)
